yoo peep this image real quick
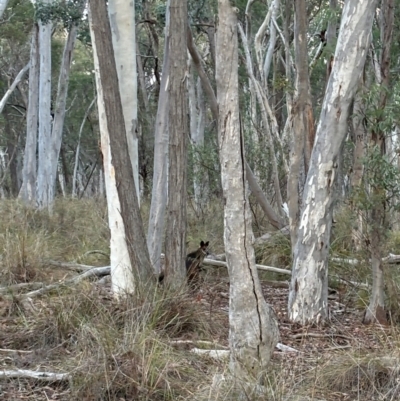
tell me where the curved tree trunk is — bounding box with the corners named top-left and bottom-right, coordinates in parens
top-left (288, 0), bottom-right (377, 325)
top-left (217, 0), bottom-right (279, 379)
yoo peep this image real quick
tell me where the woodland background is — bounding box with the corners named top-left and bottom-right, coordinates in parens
top-left (1, 0), bottom-right (400, 400)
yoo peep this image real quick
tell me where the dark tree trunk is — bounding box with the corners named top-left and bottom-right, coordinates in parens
top-left (164, 0), bottom-right (189, 284)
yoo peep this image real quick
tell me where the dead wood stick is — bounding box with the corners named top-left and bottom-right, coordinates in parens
top-left (0, 369), bottom-right (70, 381)
top-left (0, 282), bottom-right (44, 294)
top-left (0, 348), bottom-right (33, 355)
top-left (203, 258), bottom-right (291, 276)
top-left (43, 260), bottom-right (95, 272)
top-left (290, 333), bottom-right (353, 342)
top-left (19, 266), bottom-right (111, 299)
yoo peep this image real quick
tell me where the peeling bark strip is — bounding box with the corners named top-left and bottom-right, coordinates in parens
top-left (288, 0), bottom-right (377, 325)
top-left (216, 0), bottom-right (278, 379)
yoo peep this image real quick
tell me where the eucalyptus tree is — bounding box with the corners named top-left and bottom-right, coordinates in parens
top-left (88, 0), bottom-right (152, 294)
top-left (147, 0), bottom-right (170, 275)
top-left (217, 0), bottom-right (278, 378)
top-left (163, 0), bottom-right (189, 284)
top-left (363, 0), bottom-right (395, 325)
top-left (19, 25), bottom-right (39, 205)
top-left (288, 0), bottom-right (377, 324)
top-left (36, 0), bottom-right (53, 209)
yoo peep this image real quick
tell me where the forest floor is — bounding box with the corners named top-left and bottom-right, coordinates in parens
top-left (1, 266), bottom-right (399, 401)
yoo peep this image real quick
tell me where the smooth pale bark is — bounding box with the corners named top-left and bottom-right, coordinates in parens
top-left (19, 25), bottom-right (39, 205)
top-left (287, 0), bottom-right (315, 248)
top-left (72, 97), bottom-right (96, 197)
top-left (108, 0), bottom-right (140, 203)
top-left (263, 0), bottom-right (280, 83)
top-left (188, 57), bottom-right (207, 212)
top-left (217, 0), bottom-right (279, 378)
top-left (288, 0), bottom-right (377, 325)
top-left (50, 24), bottom-right (79, 200)
top-left (0, 0), bottom-right (9, 18)
top-left (89, 0), bottom-right (152, 293)
top-left (164, 0), bottom-right (188, 283)
top-left (147, 2), bottom-right (170, 275)
top-left (36, 10), bottom-right (53, 210)
top-left (364, 0), bottom-right (394, 325)
top-left (0, 64), bottom-right (29, 115)
top-left (90, 7), bottom-right (135, 293)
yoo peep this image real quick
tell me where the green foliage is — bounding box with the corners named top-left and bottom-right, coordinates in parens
top-left (34, 0), bottom-right (85, 29)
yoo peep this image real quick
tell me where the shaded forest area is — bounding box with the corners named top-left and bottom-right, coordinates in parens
top-left (1, 0), bottom-right (400, 400)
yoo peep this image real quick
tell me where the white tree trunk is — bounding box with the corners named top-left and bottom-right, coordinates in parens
top-left (288, 0), bottom-right (377, 325)
top-left (50, 24), bottom-right (79, 199)
top-left (89, 8), bottom-right (135, 294)
top-left (108, 0), bottom-right (140, 204)
top-left (0, 64), bottom-right (29, 115)
top-left (36, 11), bottom-right (53, 210)
top-left (188, 57), bottom-right (206, 211)
top-left (216, 0), bottom-right (279, 379)
top-left (147, 2), bottom-right (170, 274)
top-left (19, 25), bottom-right (39, 205)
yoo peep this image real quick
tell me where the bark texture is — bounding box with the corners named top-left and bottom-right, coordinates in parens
top-left (164, 0), bottom-right (188, 283)
top-left (108, 0), bottom-right (140, 203)
top-left (217, 0), bottom-right (279, 378)
top-left (147, 2), bottom-right (170, 274)
top-left (287, 0), bottom-right (315, 248)
top-left (36, 7), bottom-right (53, 210)
top-left (89, 0), bottom-right (152, 288)
top-left (364, 0), bottom-right (394, 325)
top-left (19, 25), bottom-right (39, 205)
top-left (288, 0), bottom-right (377, 325)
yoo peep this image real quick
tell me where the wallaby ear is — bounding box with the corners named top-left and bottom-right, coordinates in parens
top-left (205, 241), bottom-right (209, 246)
top-left (200, 240), bottom-right (205, 247)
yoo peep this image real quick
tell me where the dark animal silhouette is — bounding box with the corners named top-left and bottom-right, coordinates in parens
top-left (158, 240), bottom-right (210, 285)
top-left (186, 240), bottom-right (209, 285)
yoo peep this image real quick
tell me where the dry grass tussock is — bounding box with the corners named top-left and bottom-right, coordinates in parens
top-left (0, 199), bottom-right (400, 400)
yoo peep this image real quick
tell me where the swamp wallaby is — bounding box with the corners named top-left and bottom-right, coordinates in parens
top-left (158, 240), bottom-right (210, 285)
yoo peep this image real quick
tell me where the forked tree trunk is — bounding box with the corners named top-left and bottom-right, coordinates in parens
top-left (108, 0), bottom-right (140, 203)
top-left (164, 0), bottom-right (188, 283)
top-left (147, 1), bottom-right (170, 275)
top-left (217, 0), bottom-right (279, 379)
top-left (19, 25), bottom-right (39, 205)
top-left (88, 0), bottom-right (152, 292)
top-left (36, 5), bottom-right (53, 210)
top-left (288, 0), bottom-right (377, 325)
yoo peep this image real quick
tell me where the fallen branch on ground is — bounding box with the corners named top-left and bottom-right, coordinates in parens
top-left (0, 282), bottom-right (44, 294)
top-left (19, 266), bottom-right (110, 300)
top-left (43, 260), bottom-right (95, 272)
top-left (203, 258), bottom-right (291, 276)
top-left (0, 369), bottom-right (70, 381)
top-left (290, 333), bottom-right (353, 342)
